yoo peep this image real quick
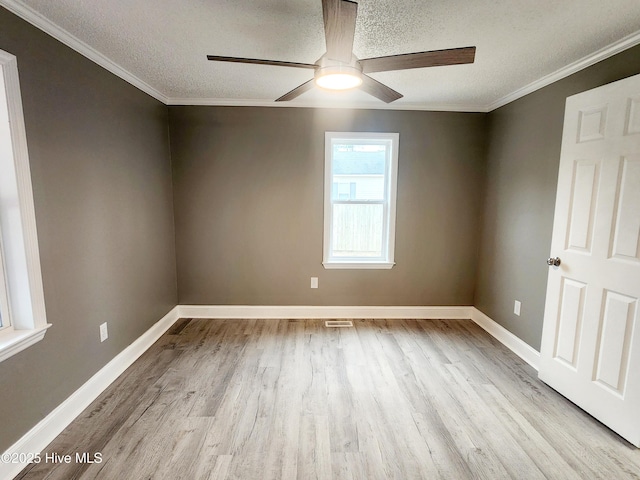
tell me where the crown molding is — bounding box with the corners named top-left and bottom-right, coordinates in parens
top-left (2, 0), bottom-right (639, 113)
top-left (0, 0), bottom-right (168, 104)
top-left (487, 30), bottom-right (640, 112)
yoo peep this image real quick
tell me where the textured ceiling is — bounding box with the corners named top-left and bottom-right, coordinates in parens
top-left (3, 0), bottom-right (640, 110)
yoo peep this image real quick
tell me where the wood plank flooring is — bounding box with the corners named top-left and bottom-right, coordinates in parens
top-left (16, 319), bottom-right (640, 479)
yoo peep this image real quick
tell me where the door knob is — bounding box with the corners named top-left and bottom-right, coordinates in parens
top-left (547, 257), bottom-right (561, 267)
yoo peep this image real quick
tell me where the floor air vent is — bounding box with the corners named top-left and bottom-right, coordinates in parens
top-left (324, 320), bottom-right (354, 328)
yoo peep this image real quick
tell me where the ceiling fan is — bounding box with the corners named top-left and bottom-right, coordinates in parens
top-left (207, 0), bottom-right (476, 103)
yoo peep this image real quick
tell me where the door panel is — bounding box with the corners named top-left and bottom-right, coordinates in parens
top-left (577, 105), bottom-right (607, 142)
top-left (593, 290), bottom-right (636, 394)
top-left (566, 159), bottom-right (600, 252)
top-left (625, 96), bottom-right (640, 135)
top-left (554, 278), bottom-right (586, 368)
top-left (610, 156), bottom-right (640, 260)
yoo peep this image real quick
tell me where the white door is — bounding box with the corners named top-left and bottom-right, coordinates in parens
top-left (539, 73), bottom-right (640, 447)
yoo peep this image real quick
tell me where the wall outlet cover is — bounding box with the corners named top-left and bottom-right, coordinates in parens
top-left (514, 300), bottom-right (521, 316)
top-left (311, 277), bottom-right (319, 289)
top-left (99, 322), bottom-right (108, 342)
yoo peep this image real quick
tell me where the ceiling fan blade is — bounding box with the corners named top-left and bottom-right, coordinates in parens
top-left (359, 46), bottom-right (476, 73)
top-left (359, 75), bottom-right (403, 103)
top-left (275, 79), bottom-right (316, 102)
top-left (322, 0), bottom-right (357, 63)
top-left (207, 55), bottom-right (316, 69)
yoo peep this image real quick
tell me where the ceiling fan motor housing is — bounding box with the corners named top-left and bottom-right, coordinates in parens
top-left (314, 55), bottom-right (363, 90)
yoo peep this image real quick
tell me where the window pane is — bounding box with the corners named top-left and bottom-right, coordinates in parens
top-left (332, 143), bottom-right (386, 201)
top-left (332, 203), bottom-right (383, 258)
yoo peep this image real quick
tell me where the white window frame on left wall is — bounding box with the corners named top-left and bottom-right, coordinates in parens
top-left (0, 49), bottom-right (50, 363)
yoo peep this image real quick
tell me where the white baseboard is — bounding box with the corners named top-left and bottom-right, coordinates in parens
top-left (2, 304), bottom-right (539, 480)
top-left (470, 307), bottom-right (540, 370)
top-left (1, 306), bottom-right (180, 480)
top-left (178, 304), bottom-right (475, 320)
top-left (179, 305), bottom-right (539, 369)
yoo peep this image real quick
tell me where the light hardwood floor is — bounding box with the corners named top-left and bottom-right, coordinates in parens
top-left (16, 319), bottom-right (640, 479)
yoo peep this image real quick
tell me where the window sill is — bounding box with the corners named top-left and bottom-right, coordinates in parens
top-left (0, 324), bottom-right (51, 363)
top-left (323, 261), bottom-right (395, 270)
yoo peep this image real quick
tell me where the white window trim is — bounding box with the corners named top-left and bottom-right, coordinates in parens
top-left (0, 49), bottom-right (50, 363)
top-left (0, 233), bottom-right (11, 330)
top-left (323, 132), bottom-right (399, 270)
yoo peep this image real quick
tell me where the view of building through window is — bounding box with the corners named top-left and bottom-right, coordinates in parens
top-left (324, 132), bottom-right (399, 268)
top-left (331, 143), bottom-right (387, 257)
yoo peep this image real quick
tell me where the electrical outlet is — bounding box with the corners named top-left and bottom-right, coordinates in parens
top-left (514, 300), bottom-right (521, 316)
top-left (310, 277), bottom-right (319, 289)
top-left (99, 322), bottom-right (108, 342)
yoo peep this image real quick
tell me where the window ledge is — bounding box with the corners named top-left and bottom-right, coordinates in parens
top-left (0, 324), bottom-right (51, 363)
top-left (323, 261), bottom-right (395, 270)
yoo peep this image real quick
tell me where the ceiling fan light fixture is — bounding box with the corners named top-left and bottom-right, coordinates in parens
top-left (207, 0), bottom-right (476, 103)
top-left (315, 64), bottom-right (362, 90)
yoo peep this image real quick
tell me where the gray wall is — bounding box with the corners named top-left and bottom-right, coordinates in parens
top-left (170, 107), bottom-right (487, 306)
top-left (3, 0), bottom-right (640, 455)
top-left (474, 45), bottom-right (640, 350)
top-left (0, 8), bottom-right (177, 451)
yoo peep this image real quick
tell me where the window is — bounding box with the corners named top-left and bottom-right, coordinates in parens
top-left (323, 132), bottom-right (399, 269)
top-left (0, 49), bottom-right (49, 362)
